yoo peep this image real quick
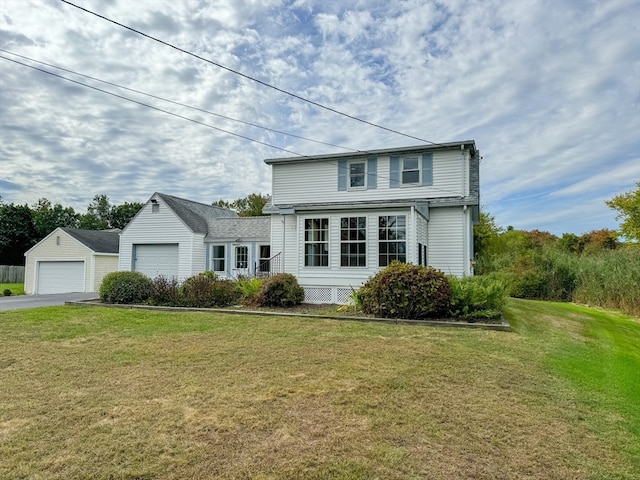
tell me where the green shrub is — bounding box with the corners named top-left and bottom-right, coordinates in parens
top-left (236, 276), bottom-right (263, 305)
top-left (100, 271), bottom-right (153, 304)
top-left (181, 273), bottom-right (241, 308)
top-left (448, 275), bottom-right (507, 321)
top-left (359, 262), bottom-right (451, 319)
top-left (3, 289), bottom-right (12, 296)
top-left (255, 273), bottom-right (305, 307)
top-left (149, 275), bottom-right (181, 306)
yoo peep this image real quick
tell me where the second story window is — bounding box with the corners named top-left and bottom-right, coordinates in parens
top-left (402, 156), bottom-right (420, 185)
top-left (304, 218), bottom-right (329, 267)
top-left (349, 161), bottom-right (366, 189)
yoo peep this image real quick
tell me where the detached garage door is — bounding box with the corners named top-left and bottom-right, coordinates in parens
top-left (37, 261), bottom-right (85, 294)
top-left (134, 244), bottom-right (179, 279)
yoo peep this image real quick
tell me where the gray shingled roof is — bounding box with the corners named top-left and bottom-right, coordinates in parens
top-left (156, 193), bottom-right (238, 234)
top-left (204, 216), bottom-right (271, 241)
top-left (61, 228), bottom-right (120, 254)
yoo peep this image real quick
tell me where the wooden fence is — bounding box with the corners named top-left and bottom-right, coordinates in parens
top-left (0, 265), bottom-right (25, 283)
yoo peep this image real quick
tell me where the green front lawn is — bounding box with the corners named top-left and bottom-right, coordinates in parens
top-left (0, 283), bottom-right (24, 296)
top-left (0, 299), bottom-right (638, 479)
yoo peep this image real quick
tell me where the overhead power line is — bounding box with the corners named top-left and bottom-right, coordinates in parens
top-left (0, 48), bottom-right (364, 154)
top-left (2, 54), bottom-right (465, 198)
top-left (0, 55), bottom-right (307, 157)
top-left (59, 0), bottom-right (444, 147)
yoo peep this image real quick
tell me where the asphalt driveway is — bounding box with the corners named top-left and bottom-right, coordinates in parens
top-left (0, 293), bottom-right (99, 311)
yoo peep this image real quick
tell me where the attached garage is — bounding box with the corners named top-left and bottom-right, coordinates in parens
top-left (36, 261), bottom-right (85, 294)
top-left (133, 244), bottom-right (179, 278)
top-left (24, 228), bottom-right (120, 295)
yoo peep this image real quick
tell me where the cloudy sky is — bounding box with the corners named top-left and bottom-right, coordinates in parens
top-left (1, 0), bottom-right (639, 235)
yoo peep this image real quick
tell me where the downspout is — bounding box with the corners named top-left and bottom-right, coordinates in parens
top-left (411, 205), bottom-right (416, 264)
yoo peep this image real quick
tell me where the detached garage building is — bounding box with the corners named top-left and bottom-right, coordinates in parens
top-left (24, 228), bottom-right (120, 294)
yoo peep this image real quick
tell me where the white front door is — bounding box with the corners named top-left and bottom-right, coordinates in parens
top-left (232, 244), bottom-right (250, 278)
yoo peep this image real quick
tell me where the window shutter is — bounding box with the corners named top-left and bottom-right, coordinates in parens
top-left (367, 157), bottom-right (377, 190)
top-left (421, 153), bottom-right (433, 186)
top-left (390, 156), bottom-right (400, 188)
top-left (337, 160), bottom-right (347, 191)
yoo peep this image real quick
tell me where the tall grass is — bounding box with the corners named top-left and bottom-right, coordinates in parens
top-left (478, 244), bottom-right (640, 316)
top-left (574, 247), bottom-right (640, 316)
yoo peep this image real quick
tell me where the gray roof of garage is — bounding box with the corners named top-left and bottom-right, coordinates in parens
top-left (155, 193), bottom-right (238, 234)
top-left (62, 228), bottom-right (120, 254)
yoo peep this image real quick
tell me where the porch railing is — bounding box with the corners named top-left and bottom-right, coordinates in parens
top-left (255, 252), bottom-right (281, 278)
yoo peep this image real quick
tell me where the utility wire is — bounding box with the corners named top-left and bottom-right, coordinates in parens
top-left (0, 55), bottom-right (307, 157)
top-left (59, 0), bottom-right (445, 147)
top-left (0, 49), bottom-right (364, 154)
top-left (2, 55), bottom-right (466, 198)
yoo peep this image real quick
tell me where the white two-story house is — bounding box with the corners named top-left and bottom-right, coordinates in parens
top-left (263, 141), bottom-right (480, 304)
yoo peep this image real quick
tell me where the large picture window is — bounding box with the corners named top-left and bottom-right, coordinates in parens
top-left (340, 217), bottom-right (366, 267)
top-left (304, 218), bottom-right (329, 267)
top-left (379, 215), bottom-right (406, 266)
top-left (211, 245), bottom-right (225, 272)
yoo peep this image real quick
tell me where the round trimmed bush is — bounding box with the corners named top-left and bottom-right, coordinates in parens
top-left (256, 273), bottom-right (305, 307)
top-left (359, 261), bottom-right (451, 319)
top-left (99, 271), bottom-right (153, 304)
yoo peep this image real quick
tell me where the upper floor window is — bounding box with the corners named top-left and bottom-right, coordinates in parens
top-left (349, 161), bottom-right (366, 189)
top-left (340, 217), bottom-right (366, 267)
top-left (402, 156), bottom-right (420, 185)
top-left (304, 218), bottom-right (329, 267)
top-left (378, 215), bottom-right (406, 266)
top-left (390, 153), bottom-right (433, 188)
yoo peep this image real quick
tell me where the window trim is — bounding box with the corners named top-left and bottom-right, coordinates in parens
top-left (234, 245), bottom-right (248, 269)
top-left (211, 244), bottom-right (225, 272)
top-left (401, 156), bottom-right (421, 186)
top-left (378, 215), bottom-right (407, 267)
top-left (348, 160), bottom-right (367, 190)
top-left (304, 218), bottom-right (329, 268)
top-left (258, 244), bottom-right (271, 272)
top-left (340, 216), bottom-right (367, 267)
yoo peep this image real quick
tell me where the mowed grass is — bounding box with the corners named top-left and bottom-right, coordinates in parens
top-left (0, 299), bottom-right (638, 480)
top-left (0, 283), bottom-right (24, 295)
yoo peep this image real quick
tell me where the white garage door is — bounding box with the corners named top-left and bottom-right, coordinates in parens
top-left (133, 244), bottom-right (179, 279)
top-left (37, 261), bottom-right (85, 294)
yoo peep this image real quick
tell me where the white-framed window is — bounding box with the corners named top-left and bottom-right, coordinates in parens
top-left (340, 217), bottom-right (366, 267)
top-left (402, 156), bottom-right (420, 185)
top-left (304, 218), bottom-right (329, 267)
top-left (258, 245), bottom-right (271, 272)
top-left (235, 246), bottom-right (248, 269)
top-left (349, 161), bottom-right (366, 189)
top-left (211, 245), bottom-right (225, 272)
top-left (378, 215), bottom-right (407, 266)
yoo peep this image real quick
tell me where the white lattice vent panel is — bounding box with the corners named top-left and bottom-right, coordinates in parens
top-left (336, 288), bottom-right (354, 305)
top-left (304, 287), bottom-right (332, 304)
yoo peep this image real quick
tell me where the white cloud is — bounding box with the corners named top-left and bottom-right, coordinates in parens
top-left (0, 0), bottom-right (638, 234)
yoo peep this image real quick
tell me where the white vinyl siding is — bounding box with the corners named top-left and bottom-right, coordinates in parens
top-left (271, 150), bottom-right (465, 205)
top-left (427, 207), bottom-right (470, 277)
top-left (119, 197), bottom-right (202, 281)
top-left (36, 261), bottom-right (85, 294)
